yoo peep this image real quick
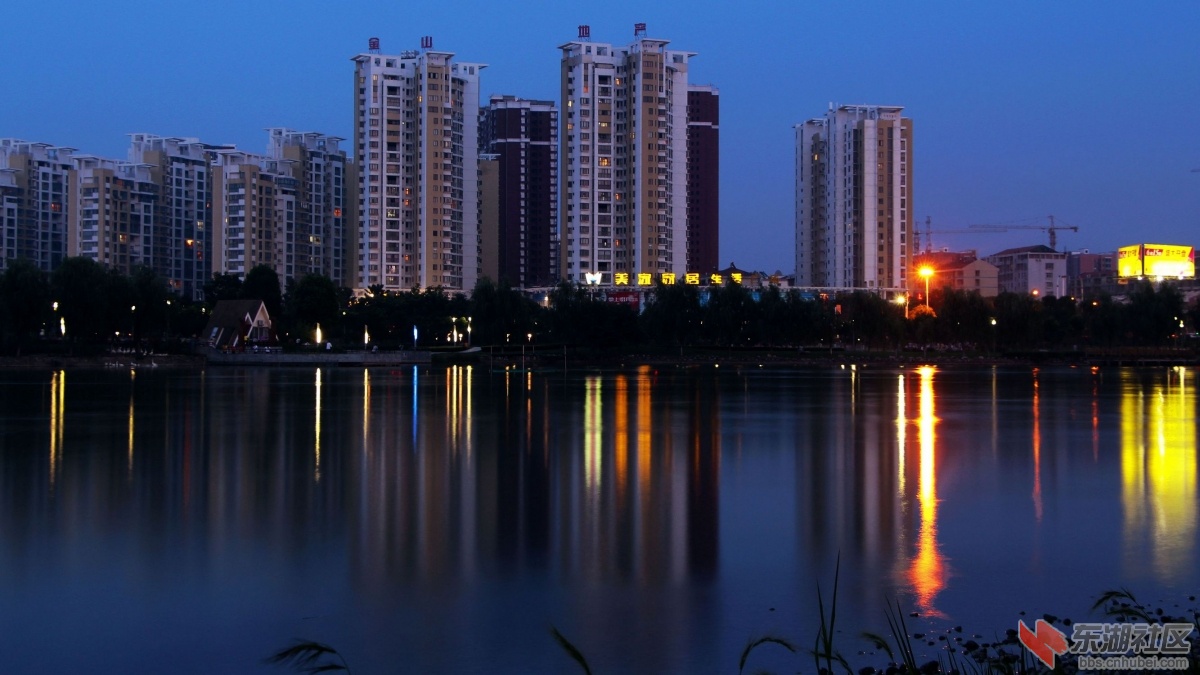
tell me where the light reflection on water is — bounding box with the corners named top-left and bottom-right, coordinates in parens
top-left (0, 365), bottom-right (1196, 673)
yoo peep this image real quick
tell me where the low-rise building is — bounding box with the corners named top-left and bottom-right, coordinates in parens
top-left (985, 245), bottom-right (1067, 296)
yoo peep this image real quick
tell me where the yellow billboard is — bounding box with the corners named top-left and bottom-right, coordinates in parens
top-left (1143, 244), bottom-right (1195, 278)
top-left (1118, 244), bottom-right (1195, 279)
top-left (1117, 245), bottom-right (1143, 277)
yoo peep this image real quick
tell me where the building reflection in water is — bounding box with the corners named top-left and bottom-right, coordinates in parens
top-left (905, 366), bottom-right (948, 617)
top-left (1121, 368), bottom-right (1197, 581)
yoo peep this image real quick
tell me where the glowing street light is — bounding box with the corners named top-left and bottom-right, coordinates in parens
top-left (918, 267), bottom-right (934, 306)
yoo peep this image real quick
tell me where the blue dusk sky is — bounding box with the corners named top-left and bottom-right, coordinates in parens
top-left (2, 1), bottom-right (1198, 274)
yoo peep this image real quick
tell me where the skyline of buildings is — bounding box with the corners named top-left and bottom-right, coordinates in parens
top-left (0, 27), bottom-right (1186, 299)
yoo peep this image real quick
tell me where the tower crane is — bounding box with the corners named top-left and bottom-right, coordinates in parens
top-left (920, 216), bottom-right (1005, 253)
top-left (970, 215), bottom-right (1079, 250)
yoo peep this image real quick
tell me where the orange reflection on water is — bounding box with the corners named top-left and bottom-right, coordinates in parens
top-left (896, 374), bottom-right (907, 497)
top-left (907, 366), bottom-right (948, 617)
top-left (615, 375), bottom-right (629, 500)
top-left (637, 366), bottom-right (652, 497)
top-left (1121, 369), bottom-right (1197, 580)
top-left (1032, 369), bottom-right (1043, 522)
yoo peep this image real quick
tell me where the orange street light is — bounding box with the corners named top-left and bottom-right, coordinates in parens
top-left (918, 266), bottom-right (935, 306)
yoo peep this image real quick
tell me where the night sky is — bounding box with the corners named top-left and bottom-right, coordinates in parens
top-left (2, 0), bottom-right (1197, 273)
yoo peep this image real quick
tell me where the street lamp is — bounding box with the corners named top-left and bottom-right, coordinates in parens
top-left (918, 267), bottom-right (934, 306)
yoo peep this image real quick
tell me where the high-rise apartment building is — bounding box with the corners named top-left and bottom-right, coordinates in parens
top-left (0, 169), bottom-right (20, 270)
top-left (68, 155), bottom-right (158, 275)
top-left (480, 95), bottom-right (559, 287)
top-left (351, 37), bottom-right (484, 291)
top-left (558, 24), bottom-right (692, 285)
top-left (267, 129), bottom-right (352, 285)
top-left (0, 139), bottom-right (76, 272)
top-left (128, 134), bottom-right (223, 300)
top-left (686, 85), bottom-right (719, 275)
top-left (795, 105), bottom-right (913, 290)
top-left (210, 150), bottom-right (296, 280)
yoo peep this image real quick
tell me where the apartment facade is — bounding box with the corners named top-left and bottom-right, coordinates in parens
top-left (351, 38), bottom-right (484, 291)
top-left (985, 244), bottom-right (1067, 296)
top-left (0, 139), bottom-right (76, 272)
top-left (128, 134), bottom-right (223, 300)
top-left (210, 150), bottom-right (296, 279)
top-left (686, 85), bottom-right (719, 275)
top-left (267, 129), bottom-right (352, 286)
top-left (0, 169), bottom-right (20, 270)
top-left (795, 105), bottom-right (913, 290)
top-left (558, 24), bottom-right (692, 285)
top-left (68, 156), bottom-right (159, 275)
top-left (480, 95), bottom-right (559, 287)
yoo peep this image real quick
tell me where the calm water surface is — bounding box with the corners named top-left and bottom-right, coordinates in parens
top-left (0, 364), bottom-right (1196, 673)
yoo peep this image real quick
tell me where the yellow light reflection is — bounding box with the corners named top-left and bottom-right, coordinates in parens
top-left (465, 365), bottom-right (473, 455)
top-left (1121, 369), bottom-right (1197, 580)
top-left (584, 376), bottom-right (603, 492)
top-left (49, 370), bottom-right (65, 487)
top-left (127, 387), bottom-right (135, 479)
top-left (314, 368), bottom-right (322, 482)
top-left (907, 366), bottom-right (948, 617)
top-left (362, 368), bottom-right (371, 447)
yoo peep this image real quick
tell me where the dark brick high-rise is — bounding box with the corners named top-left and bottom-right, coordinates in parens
top-left (480, 96), bottom-right (558, 287)
top-left (687, 86), bottom-right (719, 275)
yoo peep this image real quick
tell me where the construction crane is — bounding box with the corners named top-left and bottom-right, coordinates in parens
top-left (970, 215), bottom-right (1079, 250)
top-left (920, 216), bottom-right (1006, 253)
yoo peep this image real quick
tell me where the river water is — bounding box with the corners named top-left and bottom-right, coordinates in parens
top-left (0, 364), bottom-right (1195, 673)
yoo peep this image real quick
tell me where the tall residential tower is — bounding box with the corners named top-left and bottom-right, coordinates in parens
top-left (795, 105), bottom-right (912, 290)
top-left (480, 95), bottom-right (559, 287)
top-left (558, 24), bottom-right (693, 285)
top-left (0, 140), bottom-right (76, 272)
top-left (686, 84), bottom-right (719, 275)
top-left (352, 37), bottom-right (484, 291)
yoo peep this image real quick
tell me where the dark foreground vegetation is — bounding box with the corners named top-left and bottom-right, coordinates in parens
top-left (265, 579), bottom-right (1200, 674)
top-left (2, 256), bottom-right (1198, 360)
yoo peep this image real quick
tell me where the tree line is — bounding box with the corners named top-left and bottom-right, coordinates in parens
top-left (1, 256), bottom-right (1197, 356)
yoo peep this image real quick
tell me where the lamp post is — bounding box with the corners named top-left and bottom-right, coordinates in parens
top-left (918, 267), bottom-right (934, 307)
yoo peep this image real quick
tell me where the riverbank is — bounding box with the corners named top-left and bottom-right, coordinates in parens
top-left (1, 345), bottom-right (1196, 371)
top-left (0, 353), bottom-right (206, 371)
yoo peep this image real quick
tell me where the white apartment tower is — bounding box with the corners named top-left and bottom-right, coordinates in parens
top-left (267, 128), bottom-right (351, 285)
top-left (795, 105), bottom-right (913, 290)
top-left (0, 139), bottom-right (76, 272)
top-left (351, 37), bottom-right (484, 291)
top-left (558, 24), bottom-right (692, 284)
